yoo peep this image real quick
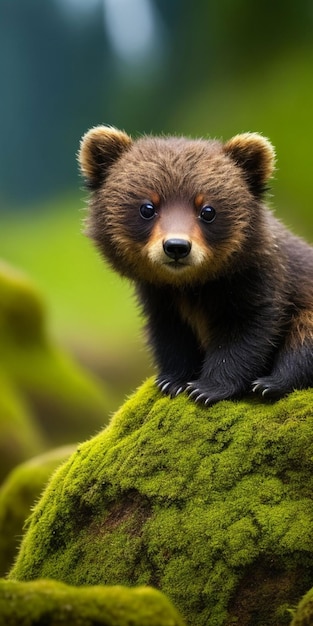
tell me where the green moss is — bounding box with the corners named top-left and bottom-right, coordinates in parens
top-left (290, 587), bottom-right (313, 625)
top-left (0, 261), bottom-right (115, 449)
top-left (0, 445), bottom-right (76, 576)
top-left (0, 578), bottom-right (185, 626)
top-left (9, 378), bottom-right (313, 625)
top-left (0, 369), bottom-right (45, 481)
top-left (6, 342), bottom-right (115, 445)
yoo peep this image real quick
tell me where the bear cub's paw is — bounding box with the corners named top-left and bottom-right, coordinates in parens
top-left (156, 376), bottom-right (189, 398)
top-left (252, 377), bottom-right (288, 399)
top-left (186, 380), bottom-right (238, 405)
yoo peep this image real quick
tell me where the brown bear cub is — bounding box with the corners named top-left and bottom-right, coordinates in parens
top-left (79, 126), bottom-right (313, 405)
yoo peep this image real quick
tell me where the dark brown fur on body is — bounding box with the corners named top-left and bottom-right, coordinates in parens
top-left (79, 126), bottom-right (313, 404)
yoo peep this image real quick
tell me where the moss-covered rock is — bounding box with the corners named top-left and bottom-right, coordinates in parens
top-left (0, 369), bottom-right (45, 481)
top-left (0, 260), bottom-right (114, 450)
top-left (9, 378), bottom-right (313, 625)
top-left (0, 578), bottom-right (185, 626)
top-left (291, 587), bottom-right (313, 625)
top-left (0, 445), bottom-right (76, 576)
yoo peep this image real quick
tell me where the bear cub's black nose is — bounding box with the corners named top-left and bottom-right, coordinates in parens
top-left (163, 238), bottom-right (191, 260)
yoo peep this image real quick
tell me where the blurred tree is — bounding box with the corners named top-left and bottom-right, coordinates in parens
top-left (152, 0), bottom-right (313, 130)
top-left (0, 0), bottom-right (109, 207)
top-left (0, 0), bottom-right (313, 208)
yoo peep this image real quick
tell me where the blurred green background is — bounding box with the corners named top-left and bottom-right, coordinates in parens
top-left (1, 0), bottom-right (313, 402)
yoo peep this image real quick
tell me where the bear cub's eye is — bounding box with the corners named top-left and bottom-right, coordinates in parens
top-left (139, 203), bottom-right (156, 220)
top-left (199, 205), bottom-right (216, 223)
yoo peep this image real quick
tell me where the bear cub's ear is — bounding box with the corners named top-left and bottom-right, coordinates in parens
top-left (78, 125), bottom-right (132, 189)
top-left (223, 132), bottom-right (275, 197)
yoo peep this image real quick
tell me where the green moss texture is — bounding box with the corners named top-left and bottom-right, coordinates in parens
top-left (0, 445), bottom-right (76, 576)
top-left (291, 586), bottom-right (313, 625)
top-left (0, 261), bottom-right (114, 468)
top-left (0, 578), bottom-right (184, 626)
top-left (9, 378), bottom-right (313, 625)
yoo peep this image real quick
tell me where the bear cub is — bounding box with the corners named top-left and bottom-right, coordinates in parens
top-left (79, 126), bottom-right (313, 405)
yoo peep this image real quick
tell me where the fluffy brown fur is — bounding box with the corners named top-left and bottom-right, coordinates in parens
top-left (78, 126), bottom-right (313, 405)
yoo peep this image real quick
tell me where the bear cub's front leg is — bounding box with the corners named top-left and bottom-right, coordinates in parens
top-left (184, 343), bottom-right (255, 406)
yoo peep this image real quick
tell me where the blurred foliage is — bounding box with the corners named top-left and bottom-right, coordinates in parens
top-left (174, 45), bottom-right (313, 240)
top-left (0, 0), bottom-right (109, 205)
top-left (0, 260), bottom-right (114, 474)
top-left (0, 444), bottom-right (75, 576)
top-left (0, 199), bottom-right (137, 341)
top-left (0, 370), bottom-right (44, 482)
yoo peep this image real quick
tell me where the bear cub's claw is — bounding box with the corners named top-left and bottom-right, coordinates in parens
top-left (186, 381), bottom-right (234, 406)
top-left (252, 377), bottom-right (287, 400)
top-left (156, 376), bottom-right (188, 398)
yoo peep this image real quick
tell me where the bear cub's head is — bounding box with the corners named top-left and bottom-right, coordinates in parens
top-left (79, 126), bottom-right (275, 286)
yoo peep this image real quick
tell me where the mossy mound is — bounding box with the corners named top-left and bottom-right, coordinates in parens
top-left (9, 378), bottom-right (313, 625)
top-left (291, 587), bottom-right (313, 625)
top-left (0, 369), bottom-right (45, 481)
top-left (0, 261), bottom-right (114, 449)
top-left (0, 445), bottom-right (76, 576)
top-left (0, 578), bottom-right (185, 626)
